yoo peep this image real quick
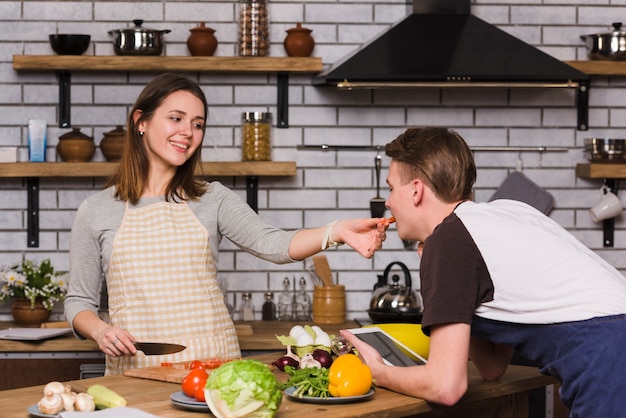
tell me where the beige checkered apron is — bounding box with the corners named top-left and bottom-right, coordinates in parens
top-left (105, 201), bottom-right (240, 375)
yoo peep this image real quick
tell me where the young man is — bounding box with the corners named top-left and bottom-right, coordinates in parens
top-left (342, 127), bottom-right (626, 417)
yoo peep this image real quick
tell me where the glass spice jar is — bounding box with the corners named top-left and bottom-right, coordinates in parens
top-left (241, 112), bottom-right (272, 161)
top-left (239, 0), bottom-right (269, 56)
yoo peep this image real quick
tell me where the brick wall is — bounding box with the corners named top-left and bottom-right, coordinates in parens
top-left (1, 0), bottom-right (625, 321)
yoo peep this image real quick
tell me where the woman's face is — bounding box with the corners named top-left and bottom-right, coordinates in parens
top-left (137, 90), bottom-right (205, 170)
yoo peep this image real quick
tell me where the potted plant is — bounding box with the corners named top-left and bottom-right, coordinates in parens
top-left (0, 259), bottom-right (68, 326)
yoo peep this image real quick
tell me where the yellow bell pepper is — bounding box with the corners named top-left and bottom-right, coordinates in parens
top-left (328, 354), bottom-right (373, 397)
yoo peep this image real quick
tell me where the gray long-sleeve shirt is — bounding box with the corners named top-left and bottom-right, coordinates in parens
top-left (64, 181), bottom-right (297, 329)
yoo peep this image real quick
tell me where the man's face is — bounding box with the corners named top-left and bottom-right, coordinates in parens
top-left (386, 160), bottom-right (417, 241)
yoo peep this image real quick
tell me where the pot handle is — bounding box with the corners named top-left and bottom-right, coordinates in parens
top-left (133, 19), bottom-right (144, 27)
top-left (382, 261), bottom-right (412, 291)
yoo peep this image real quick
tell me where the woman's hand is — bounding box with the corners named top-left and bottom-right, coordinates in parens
top-left (335, 218), bottom-right (390, 258)
top-left (96, 325), bottom-right (138, 358)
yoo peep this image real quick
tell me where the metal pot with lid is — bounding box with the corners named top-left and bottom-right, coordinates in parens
top-left (368, 261), bottom-right (423, 323)
top-left (581, 22), bottom-right (626, 61)
top-left (109, 19), bottom-right (171, 56)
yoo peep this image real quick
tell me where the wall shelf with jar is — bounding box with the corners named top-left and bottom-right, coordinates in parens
top-left (0, 161), bottom-right (296, 248)
top-left (12, 55), bottom-right (323, 129)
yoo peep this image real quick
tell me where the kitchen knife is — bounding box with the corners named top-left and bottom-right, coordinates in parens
top-left (133, 342), bottom-right (186, 355)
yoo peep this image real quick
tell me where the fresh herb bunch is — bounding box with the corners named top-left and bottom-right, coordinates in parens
top-left (0, 259), bottom-right (68, 310)
top-left (280, 366), bottom-right (330, 399)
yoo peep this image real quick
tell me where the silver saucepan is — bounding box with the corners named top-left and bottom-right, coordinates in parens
top-left (581, 22), bottom-right (626, 61)
top-left (109, 19), bottom-right (171, 56)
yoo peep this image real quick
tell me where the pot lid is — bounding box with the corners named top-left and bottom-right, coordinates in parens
top-left (109, 19), bottom-right (171, 35)
top-left (582, 22), bottom-right (626, 38)
top-left (59, 127), bottom-right (92, 141)
top-left (103, 125), bottom-right (126, 137)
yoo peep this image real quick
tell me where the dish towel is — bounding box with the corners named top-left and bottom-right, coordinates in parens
top-left (57, 407), bottom-right (160, 418)
top-left (489, 171), bottom-right (555, 215)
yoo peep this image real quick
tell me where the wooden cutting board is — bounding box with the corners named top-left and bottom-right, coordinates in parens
top-left (123, 324), bottom-right (255, 383)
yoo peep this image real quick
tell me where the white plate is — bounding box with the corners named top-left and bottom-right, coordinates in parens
top-left (27, 405), bottom-right (55, 418)
top-left (170, 391), bottom-right (210, 412)
top-left (284, 386), bottom-right (375, 404)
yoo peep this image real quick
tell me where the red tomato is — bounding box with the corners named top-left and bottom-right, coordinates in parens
top-left (160, 362), bottom-right (173, 367)
top-left (181, 369), bottom-right (208, 398)
top-left (194, 385), bottom-right (206, 402)
top-left (189, 360), bottom-right (205, 370)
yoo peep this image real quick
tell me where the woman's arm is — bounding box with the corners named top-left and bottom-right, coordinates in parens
top-left (288, 218), bottom-right (389, 260)
top-left (342, 323), bottom-right (471, 406)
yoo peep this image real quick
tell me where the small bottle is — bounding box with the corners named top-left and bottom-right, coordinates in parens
top-left (241, 292), bottom-right (255, 321)
top-left (262, 291), bottom-right (276, 321)
top-left (295, 277), bottom-right (311, 321)
top-left (278, 277), bottom-right (293, 321)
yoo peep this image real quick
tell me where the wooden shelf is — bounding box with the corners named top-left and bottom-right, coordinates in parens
top-left (12, 55), bottom-right (323, 73)
top-left (0, 161), bottom-right (296, 178)
top-left (576, 163), bottom-right (626, 179)
top-left (565, 61), bottom-right (626, 76)
top-left (3, 161), bottom-right (296, 248)
top-left (11, 55), bottom-right (323, 129)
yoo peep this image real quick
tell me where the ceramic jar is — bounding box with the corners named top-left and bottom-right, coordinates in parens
top-left (187, 22), bottom-right (218, 56)
top-left (100, 125), bottom-right (126, 162)
top-left (283, 22), bottom-right (315, 57)
top-left (57, 127), bottom-right (95, 162)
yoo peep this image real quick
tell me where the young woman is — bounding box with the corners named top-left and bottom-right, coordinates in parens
top-left (64, 73), bottom-right (389, 374)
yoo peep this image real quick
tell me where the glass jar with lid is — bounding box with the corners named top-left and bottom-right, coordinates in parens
top-left (238, 0), bottom-right (269, 56)
top-left (241, 112), bottom-right (272, 161)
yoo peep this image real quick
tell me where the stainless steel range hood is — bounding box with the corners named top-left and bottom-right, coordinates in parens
top-left (312, 0), bottom-right (590, 129)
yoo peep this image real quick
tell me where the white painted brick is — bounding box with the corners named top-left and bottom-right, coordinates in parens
top-left (512, 6), bottom-right (577, 25)
top-left (476, 107), bottom-right (542, 127)
top-left (24, 2), bottom-right (93, 21)
top-left (407, 107), bottom-right (475, 126)
top-left (306, 4), bottom-right (374, 24)
top-left (0, 2), bottom-right (21, 20)
top-left (339, 107), bottom-right (405, 126)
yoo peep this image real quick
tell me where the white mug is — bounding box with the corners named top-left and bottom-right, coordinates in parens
top-left (590, 186), bottom-right (623, 223)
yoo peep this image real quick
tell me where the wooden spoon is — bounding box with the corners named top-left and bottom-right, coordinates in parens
top-left (312, 255), bottom-right (334, 287)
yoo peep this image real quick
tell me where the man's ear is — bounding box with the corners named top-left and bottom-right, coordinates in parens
top-left (411, 178), bottom-right (423, 206)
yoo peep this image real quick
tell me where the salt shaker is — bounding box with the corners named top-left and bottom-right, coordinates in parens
top-left (241, 292), bottom-right (255, 321)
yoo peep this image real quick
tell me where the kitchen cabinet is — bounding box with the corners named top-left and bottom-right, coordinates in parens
top-left (12, 55), bottom-right (323, 129)
top-left (576, 163), bottom-right (626, 247)
top-left (0, 161), bottom-right (296, 247)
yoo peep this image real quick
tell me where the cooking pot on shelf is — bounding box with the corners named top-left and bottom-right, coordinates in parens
top-left (368, 261), bottom-right (423, 323)
top-left (108, 19), bottom-right (171, 56)
top-left (581, 22), bottom-right (626, 61)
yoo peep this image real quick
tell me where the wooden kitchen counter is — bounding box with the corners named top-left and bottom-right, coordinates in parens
top-left (1, 352), bottom-right (556, 418)
top-left (0, 320), bottom-right (358, 353)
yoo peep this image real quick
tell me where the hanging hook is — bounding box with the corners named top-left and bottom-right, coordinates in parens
top-left (515, 153), bottom-right (523, 172)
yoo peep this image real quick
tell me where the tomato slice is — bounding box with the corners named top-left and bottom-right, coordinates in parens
top-left (204, 358), bottom-right (223, 369)
top-left (160, 362), bottom-right (173, 367)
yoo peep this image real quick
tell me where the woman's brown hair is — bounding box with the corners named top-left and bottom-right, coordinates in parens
top-left (106, 73), bottom-right (208, 203)
top-left (385, 127), bottom-right (476, 202)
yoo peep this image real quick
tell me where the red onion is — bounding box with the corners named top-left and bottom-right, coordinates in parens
top-left (312, 349), bottom-right (333, 368)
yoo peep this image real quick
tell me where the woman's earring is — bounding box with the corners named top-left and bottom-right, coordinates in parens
top-left (139, 131), bottom-right (144, 136)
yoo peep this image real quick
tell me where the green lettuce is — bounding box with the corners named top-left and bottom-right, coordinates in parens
top-left (205, 359), bottom-right (282, 418)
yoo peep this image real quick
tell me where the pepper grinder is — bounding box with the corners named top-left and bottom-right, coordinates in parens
top-left (262, 291), bottom-right (277, 321)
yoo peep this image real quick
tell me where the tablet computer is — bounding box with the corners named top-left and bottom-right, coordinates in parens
top-left (346, 327), bottom-right (427, 367)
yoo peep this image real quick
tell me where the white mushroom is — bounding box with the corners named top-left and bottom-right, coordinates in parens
top-left (42, 381), bottom-right (66, 396)
top-left (37, 393), bottom-right (64, 415)
top-left (74, 392), bottom-right (96, 412)
top-left (60, 392), bottom-right (76, 411)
